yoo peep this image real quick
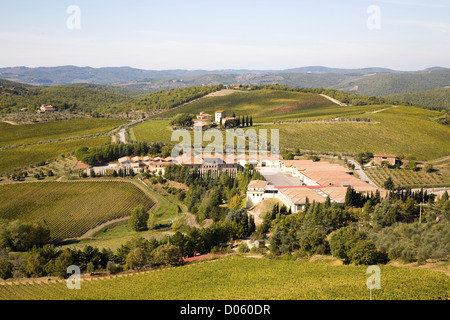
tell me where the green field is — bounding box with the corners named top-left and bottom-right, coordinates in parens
top-left (0, 256), bottom-right (448, 300)
top-left (0, 136), bottom-right (111, 174)
top-left (0, 181), bottom-right (155, 240)
top-left (0, 118), bottom-right (127, 147)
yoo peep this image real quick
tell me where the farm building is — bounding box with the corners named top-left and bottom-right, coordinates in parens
top-left (373, 153), bottom-right (397, 166)
top-left (247, 159), bottom-right (383, 212)
top-left (39, 104), bottom-right (56, 112)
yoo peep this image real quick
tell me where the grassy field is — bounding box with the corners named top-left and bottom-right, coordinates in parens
top-left (0, 180), bottom-right (155, 240)
top-left (0, 118), bottom-right (126, 147)
top-left (0, 136), bottom-right (111, 174)
top-left (0, 256), bottom-right (448, 300)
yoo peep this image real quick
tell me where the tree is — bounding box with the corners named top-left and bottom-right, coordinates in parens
top-left (151, 244), bottom-right (181, 265)
top-left (170, 113), bottom-right (194, 127)
top-left (228, 194), bottom-right (243, 210)
top-left (250, 116), bottom-right (253, 126)
top-left (3, 220), bottom-right (50, 251)
top-left (423, 163), bottom-right (434, 173)
top-left (329, 226), bottom-right (367, 263)
top-left (126, 247), bottom-right (148, 270)
top-left (383, 177), bottom-right (395, 190)
top-left (442, 191), bottom-right (449, 202)
top-left (0, 259), bottom-right (13, 280)
top-left (349, 240), bottom-right (378, 265)
top-left (52, 249), bottom-right (74, 278)
top-left (407, 160), bottom-right (417, 171)
top-left (147, 211), bottom-right (157, 230)
top-left (129, 205), bottom-right (149, 232)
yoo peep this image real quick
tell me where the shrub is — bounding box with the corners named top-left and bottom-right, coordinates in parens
top-left (106, 261), bottom-right (121, 274)
top-left (349, 240), bottom-right (378, 265)
top-left (238, 242), bottom-right (249, 253)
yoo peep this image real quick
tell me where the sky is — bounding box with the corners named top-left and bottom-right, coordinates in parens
top-left (0, 0), bottom-right (449, 71)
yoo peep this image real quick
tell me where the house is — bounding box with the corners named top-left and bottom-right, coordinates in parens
top-left (373, 153), bottom-right (397, 166)
top-left (246, 180), bottom-right (269, 207)
top-left (196, 112), bottom-right (212, 120)
top-left (215, 110), bottom-right (226, 123)
top-left (118, 156), bottom-right (132, 168)
top-left (146, 156), bottom-right (172, 175)
top-left (39, 104), bottom-right (56, 112)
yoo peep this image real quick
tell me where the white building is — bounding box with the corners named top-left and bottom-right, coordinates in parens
top-left (215, 110), bottom-right (226, 123)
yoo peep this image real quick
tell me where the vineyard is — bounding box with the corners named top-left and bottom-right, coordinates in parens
top-left (0, 136), bottom-right (111, 174)
top-left (131, 91), bottom-right (450, 161)
top-left (365, 167), bottom-right (450, 188)
top-left (0, 181), bottom-right (155, 240)
top-left (0, 256), bottom-right (448, 300)
top-left (0, 118), bottom-right (126, 148)
top-left (129, 120), bottom-right (172, 143)
top-left (152, 89), bottom-right (386, 123)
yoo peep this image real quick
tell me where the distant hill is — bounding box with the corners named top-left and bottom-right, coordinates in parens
top-left (2, 65), bottom-right (450, 112)
top-left (334, 69), bottom-right (450, 96)
top-left (2, 65), bottom-right (448, 95)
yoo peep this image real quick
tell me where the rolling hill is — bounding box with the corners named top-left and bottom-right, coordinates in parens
top-left (132, 89), bottom-right (450, 161)
top-left (387, 87), bottom-right (450, 110)
top-left (2, 66), bottom-right (449, 100)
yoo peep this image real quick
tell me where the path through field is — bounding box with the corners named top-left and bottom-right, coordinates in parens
top-left (367, 105), bottom-right (398, 113)
top-left (319, 94), bottom-right (348, 106)
top-left (118, 128), bottom-right (126, 143)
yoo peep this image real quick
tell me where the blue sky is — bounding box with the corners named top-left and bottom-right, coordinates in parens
top-left (0, 0), bottom-right (449, 70)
